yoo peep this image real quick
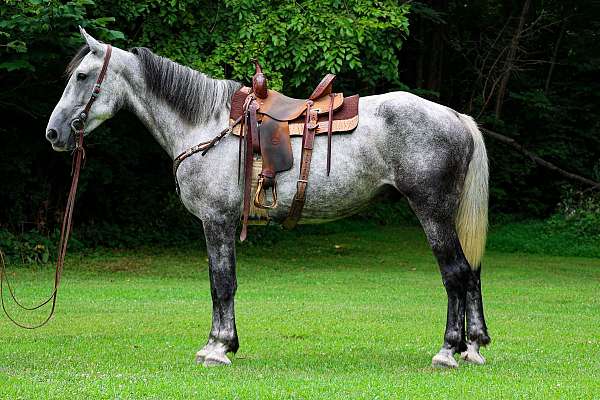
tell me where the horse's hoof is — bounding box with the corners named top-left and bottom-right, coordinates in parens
top-left (460, 342), bottom-right (486, 365)
top-left (432, 349), bottom-right (458, 368)
top-left (201, 353), bottom-right (232, 367)
top-left (195, 344), bottom-right (232, 367)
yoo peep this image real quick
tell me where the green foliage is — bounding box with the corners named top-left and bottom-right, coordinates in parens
top-left (488, 191), bottom-right (600, 258)
top-left (0, 0), bottom-right (125, 73)
top-left (1, 0), bottom-right (599, 252)
top-left (0, 229), bottom-right (54, 264)
top-left (121, 0), bottom-right (410, 93)
top-left (547, 190), bottom-right (600, 239)
top-left (488, 220), bottom-right (600, 259)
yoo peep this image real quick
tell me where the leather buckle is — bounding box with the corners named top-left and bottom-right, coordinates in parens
top-left (306, 110), bottom-right (318, 130)
top-left (295, 179), bottom-right (308, 199)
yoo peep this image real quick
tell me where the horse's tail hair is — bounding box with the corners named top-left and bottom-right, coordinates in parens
top-left (456, 114), bottom-right (489, 270)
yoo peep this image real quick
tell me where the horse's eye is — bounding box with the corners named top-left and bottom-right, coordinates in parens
top-left (76, 72), bottom-right (87, 81)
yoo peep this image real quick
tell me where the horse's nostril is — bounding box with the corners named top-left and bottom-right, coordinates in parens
top-left (46, 129), bottom-right (58, 142)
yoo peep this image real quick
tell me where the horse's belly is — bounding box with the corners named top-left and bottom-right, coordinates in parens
top-left (265, 132), bottom-right (392, 223)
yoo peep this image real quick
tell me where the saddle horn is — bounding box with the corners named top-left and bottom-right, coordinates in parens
top-left (252, 60), bottom-right (268, 99)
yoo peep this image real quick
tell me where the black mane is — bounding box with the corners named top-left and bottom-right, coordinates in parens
top-left (130, 47), bottom-right (241, 124)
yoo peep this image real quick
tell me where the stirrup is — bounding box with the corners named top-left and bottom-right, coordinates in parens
top-left (254, 177), bottom-right (278, 209)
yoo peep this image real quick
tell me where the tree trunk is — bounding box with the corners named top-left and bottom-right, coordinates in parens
top-left (482, 128), bottom-right (600, 189)
top-left (544, 17), bottom-right (567, 94)
top-left (494, 0), bottom-right (531, 119)
top-left (425, 0), bottom-right (447, 94)
top-left (416, 20), bottom-right (425, 89)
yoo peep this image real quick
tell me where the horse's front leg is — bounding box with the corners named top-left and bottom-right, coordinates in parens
top-left (195, 218), bottom-right (239, 366)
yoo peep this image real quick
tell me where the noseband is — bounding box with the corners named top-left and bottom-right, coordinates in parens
top-left (0, 45), bottom-right (113, 329)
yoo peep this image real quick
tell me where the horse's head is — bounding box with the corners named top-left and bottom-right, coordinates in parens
top-left (46, 28), bottom-right (125, 151)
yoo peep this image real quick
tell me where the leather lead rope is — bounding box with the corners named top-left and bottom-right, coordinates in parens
top-left (0, 45), bottom-right (112, 329)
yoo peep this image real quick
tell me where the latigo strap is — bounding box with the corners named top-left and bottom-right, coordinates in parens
top-left (240, 98), bottom-right (259, 241)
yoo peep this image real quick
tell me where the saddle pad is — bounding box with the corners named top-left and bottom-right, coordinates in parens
top-left (289, 95), bottom-right (359, 135)
top-left (247, 156), bottom-right (270, 225)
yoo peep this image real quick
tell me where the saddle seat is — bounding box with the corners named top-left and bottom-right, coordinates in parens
top-left (230, 62), bottom-right (359, 240)
top-left (230, 89), bottom-right (351, 132)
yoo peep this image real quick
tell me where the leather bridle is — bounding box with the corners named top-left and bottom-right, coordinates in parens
top-left (70, 45), bottom-right (113, 141)
top-left (0, 45), bottom-right (113, 329)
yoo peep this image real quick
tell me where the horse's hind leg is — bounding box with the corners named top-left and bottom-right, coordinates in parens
top-left (462, 267), bottom-right (490, 364)
top-left (406, 191), bottom-right (470, 368)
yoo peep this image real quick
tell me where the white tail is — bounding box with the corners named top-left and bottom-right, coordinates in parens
top-left (456, 114), bottom-right (489, 269)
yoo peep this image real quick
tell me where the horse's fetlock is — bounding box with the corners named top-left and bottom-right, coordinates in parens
top-left (225, 337), bottom-right (240, 353)
top-left (444, 330), bottom-right (463, 348)
top-left (209, 334), bottom-right (239, 354)
top-left (468, 328), bottom-right (491, 346)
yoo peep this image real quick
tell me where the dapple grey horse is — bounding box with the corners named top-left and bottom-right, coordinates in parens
top-left (46, 29), bottom-right (490, 368)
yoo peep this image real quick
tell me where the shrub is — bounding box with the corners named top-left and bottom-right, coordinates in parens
top-left (547, 189), bottom-right (600, 239)
top-left (0, 229), bottom-right (54, 264)
top-left (488, 190), bottom-right (600, 258)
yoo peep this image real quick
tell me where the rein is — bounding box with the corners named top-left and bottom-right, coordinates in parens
top-left (0, 45), bottom-right (112, 329)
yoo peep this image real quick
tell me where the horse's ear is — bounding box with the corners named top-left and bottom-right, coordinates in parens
top-left (79, 26), bottom-right (103, 55)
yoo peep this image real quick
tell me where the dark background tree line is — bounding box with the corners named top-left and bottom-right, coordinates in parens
top-left (1, 0), bottom-right (598, 259)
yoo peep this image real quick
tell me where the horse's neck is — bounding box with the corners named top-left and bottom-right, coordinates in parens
top-left (124, 78), bottom-right (231, 159)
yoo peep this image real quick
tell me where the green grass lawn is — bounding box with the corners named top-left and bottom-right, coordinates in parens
top-left (0, 223), bottom-right (599, 399)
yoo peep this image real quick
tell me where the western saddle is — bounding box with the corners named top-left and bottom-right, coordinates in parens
top-left (229, 62), bottom-right (359, 240)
